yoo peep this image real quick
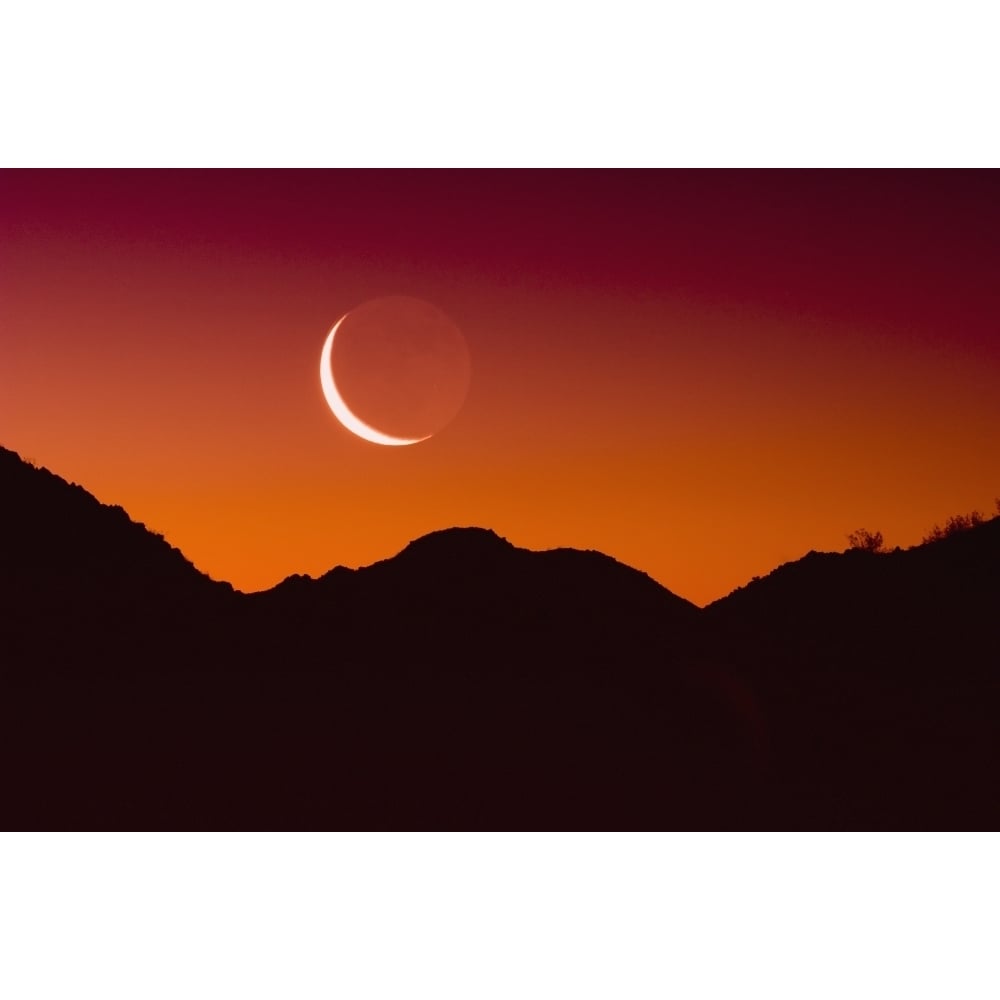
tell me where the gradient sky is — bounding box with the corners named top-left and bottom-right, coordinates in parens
top-left (2, 170), bottom-right (998, 605)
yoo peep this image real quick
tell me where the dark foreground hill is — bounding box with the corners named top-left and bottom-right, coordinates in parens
top-left (1, 445), bottom-right (997, 828)
top-left (706, 524), bottom-right (1000, 828)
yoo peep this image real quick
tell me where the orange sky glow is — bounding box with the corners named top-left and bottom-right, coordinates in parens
top-left (2, 170), bottom-right (998, 605)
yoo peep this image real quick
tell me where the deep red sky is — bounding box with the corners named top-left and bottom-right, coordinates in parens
top-left (2, 170), bottom-right (998, 605)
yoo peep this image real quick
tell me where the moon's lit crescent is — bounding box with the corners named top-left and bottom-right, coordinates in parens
top-left (320, 314), bottom-right (431, 447)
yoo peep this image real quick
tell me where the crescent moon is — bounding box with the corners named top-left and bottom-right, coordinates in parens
top-left (319, 314), bottom-right (430, 447)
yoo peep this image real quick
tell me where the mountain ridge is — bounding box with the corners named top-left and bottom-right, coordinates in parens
top-left (1, 444), bottom-right (996, 829)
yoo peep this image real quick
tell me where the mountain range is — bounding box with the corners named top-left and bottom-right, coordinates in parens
top-left (2, 444), bottom-right (997, 829)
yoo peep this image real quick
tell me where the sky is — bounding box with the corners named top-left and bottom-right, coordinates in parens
top-left (2, 169), bottom-right (998, 605)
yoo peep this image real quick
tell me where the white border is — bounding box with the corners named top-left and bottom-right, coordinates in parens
top-left (1, 833), bottom-right (997, 999)
top-left (2, 1), bottom-right (998, 166)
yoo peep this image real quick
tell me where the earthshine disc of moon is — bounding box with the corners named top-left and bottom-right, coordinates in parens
top-left (319, 296), bottom-right (471, 447)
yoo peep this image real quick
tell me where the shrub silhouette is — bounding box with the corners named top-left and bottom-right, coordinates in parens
top-left (923, 510), bottom-right (986, 544)
top-left (846, 528), bottom-right (885, 553)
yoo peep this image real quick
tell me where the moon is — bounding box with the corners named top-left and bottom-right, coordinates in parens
top-left (319, 297), bottom-right (471, 447)
top-left (320, 315), bottom-right (427, 446)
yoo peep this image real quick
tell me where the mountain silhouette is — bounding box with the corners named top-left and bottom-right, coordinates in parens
top-left (1, 445), bottom-right (996, 829)
top-left (705, 524), bottom-right (1000, 828)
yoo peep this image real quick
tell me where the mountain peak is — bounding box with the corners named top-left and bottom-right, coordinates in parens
top-left (396, 525), bottom-right (514, 559)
